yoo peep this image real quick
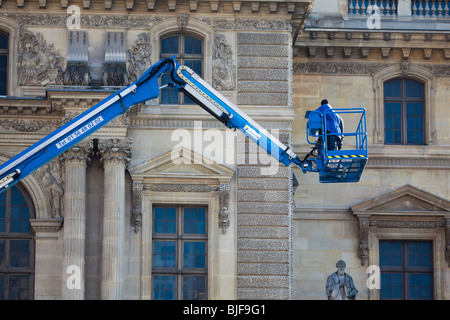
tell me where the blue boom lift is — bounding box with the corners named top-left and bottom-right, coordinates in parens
top-left (0, 58), bottom-right (368, 193)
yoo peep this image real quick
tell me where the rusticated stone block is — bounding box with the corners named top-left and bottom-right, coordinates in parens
top-left (238, 45), bottom-right (289, 57)
top-left (237, 239), bottom-right (290, 251)
top-left (238, 57), bottom-right (289, 69)
top-left (237, 288), bottom-right (290, 300)
top-left (237, 190), bottom-right (290, 202)
top-left (237, 33), bottom-right (290, 45)
top-left (237, 202), bottom-right (290, 215)
top-left (237, 214), bottom-right (290, 226)
top-left (238, 263), bottom-right (290, 275)
top-left (237, 251), bottom-right (290, 264)
top-left (237, 276), bottom-right (290, 288)
top-left (237, 80), bottom-right (289, 93)
top-left (237, 226), bottom-right (289, 239)
top-left (237, 178), bottom-right (289, 190)
top-left (237, 92), bottom-right (289, 106)
top-left (237, 166), bottom-right (289, 178)
top-left (238, 69), bottom-right (288, 81)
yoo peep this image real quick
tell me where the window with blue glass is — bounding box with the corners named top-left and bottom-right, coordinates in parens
top-left (160, 34), bottom-right (203, 105)
top-left (384, 78), bottom-right (425, 145)
top-left (0, 185), bottom-right (35, 300)
top-left (0, 31), bottom-right (8, 96)
top-left (152, 206), bottom-right (207, 300)
top-left (380, 241), bottom-right (433, 300)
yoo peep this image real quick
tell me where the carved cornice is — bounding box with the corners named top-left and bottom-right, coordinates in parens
top-left (3, 13), bottom-right (294, 31)
top-left (293, 61), bottom-right (450, 76)
top-left (371, 220), bottom-right (446, 229)
top-left (366, 156), bottom-right (450, 170)
top-left (144, 184), bottom-right (219, 193)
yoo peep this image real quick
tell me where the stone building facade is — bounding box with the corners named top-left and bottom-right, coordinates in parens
top-left (0, 0), bottom-right (450, 301)
top-left (0, 0), bottom-right (313, 300)
top-left (292, 0), bottom-right (450, 300)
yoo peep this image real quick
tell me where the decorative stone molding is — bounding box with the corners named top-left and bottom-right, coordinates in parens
top-left (17, 28), bottom-right (64, 86)
top-left (29, 218), bottom-right (63, 234)
top-left (61, 140), bottom-right (94, 166)
top-left (144, 184), bottom-right (219, 193)
top-left (366, 156), bottom-right (450, 169)
top-left (98, 138), bottom-right (132, 166)
top-left (129, 147), bottom-right (234, 235)
top-left (356, 216), bottom-right (370, 266)
top-left (127, 33), bottom-right (152, 84)
top-left (219, 183), bottom-right (230, 234)
top-left (212, 33), bottom-right (235, 91)
top-left (5, 13), bottom-right (293, 31)
top-left (131, 182), bottom-right (142, 233)
top-left (0, 119), bottom-right (60, 132)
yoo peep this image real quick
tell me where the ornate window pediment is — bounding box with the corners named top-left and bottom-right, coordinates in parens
top-left (351, 185), bottom-right (450, 268)
top-left (128, 147), bottom-right (234, 233)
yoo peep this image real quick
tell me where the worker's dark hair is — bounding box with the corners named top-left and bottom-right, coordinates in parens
top-left (321, 99), bottom-right (328, 105)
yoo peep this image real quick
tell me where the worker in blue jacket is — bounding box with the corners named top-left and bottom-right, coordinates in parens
top-left (315, 99), bottom-right (343, 151)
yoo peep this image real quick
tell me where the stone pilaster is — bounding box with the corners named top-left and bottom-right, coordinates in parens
top-left (98, 138), bottom-right (132, 300)
top-left (61, 140), bottom-right (93, 300)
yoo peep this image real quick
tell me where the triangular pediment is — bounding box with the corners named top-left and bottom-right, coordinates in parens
top-left (129, 147), bottom-right (234, 181)
top-left (351, 185), bottom-right (450, 214)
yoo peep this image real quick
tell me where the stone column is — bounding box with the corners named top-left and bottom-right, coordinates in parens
top-left (61, 140), bottom-right (93, 300)
top-left (98, 138), bottom-right (132, 300)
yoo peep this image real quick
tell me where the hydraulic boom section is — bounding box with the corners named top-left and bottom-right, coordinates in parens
top-left (0, 57), bottom-right (368, 194)
top-left (0, 58), bottom-right (174, 192)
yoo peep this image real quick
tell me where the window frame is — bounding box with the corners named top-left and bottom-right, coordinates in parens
top-left (0, 30), bottom-right (8, 96)
top-left (159, 32), bottom-right (204, 105)
top-left (0, 184), bottom-right (35, 300)
top-left (384, 78), bottom-right (426, 145)
top-left (379, 240), bottom-right (434, 300)
top-left (151, 204), bottom-right (208, 300)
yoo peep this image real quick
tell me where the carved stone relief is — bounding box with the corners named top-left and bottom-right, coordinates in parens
top-left (127, 33), bottom-right (152, 84)
top-left (131, 182), bottom-right (142, 233)
top-left (212, 33), bottom-right (235, 91)
top-left (17, 28), bottom-right (64, 86)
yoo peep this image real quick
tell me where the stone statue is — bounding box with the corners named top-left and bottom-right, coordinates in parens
top-left (325, 260), bottom-right (358, 300)
top-left (41, 164), bottom-right (64, 218)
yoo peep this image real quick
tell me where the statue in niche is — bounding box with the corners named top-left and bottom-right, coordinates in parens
top-left (212, 33), bottom-right (235, 91)
top-left (325, 260), bottom-right (358, 300)
top-left (127, 33), bottom-right (152, 84)
top-left (41, 163), bottom-right (64, 219)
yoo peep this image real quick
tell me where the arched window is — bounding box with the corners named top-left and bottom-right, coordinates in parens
top-left (384, 78), bottom-right (425, 145)
top-left (159, 33), bottom-right (203, 105)
top-left (0, 31), bottom-right (8, 96)
top-left (0, 185), bottom-right (35, 300)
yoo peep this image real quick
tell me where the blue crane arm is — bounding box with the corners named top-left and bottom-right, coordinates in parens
top-left (0, 58), bottom-right (174, 192)
top-left (0, 57), bottom-right (365, 193)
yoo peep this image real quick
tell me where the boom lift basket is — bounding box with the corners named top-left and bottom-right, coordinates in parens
top-left (306, 108), bottom-right (368, 183)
